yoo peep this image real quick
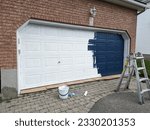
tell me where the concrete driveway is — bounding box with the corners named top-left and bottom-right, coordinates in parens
top-left (89, 92), bottom-right (150, 113)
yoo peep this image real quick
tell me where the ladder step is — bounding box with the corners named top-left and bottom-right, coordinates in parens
top-left (137, 67), bottom-right (145, 71)
top-left (139, 78), bottom-right (149, 82)
top-left (141, 89), bottom-right (150, 94)
top-left (136, 57), bottom-right (144, 60)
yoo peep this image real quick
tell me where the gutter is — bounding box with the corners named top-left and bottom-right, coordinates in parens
top-left (122, 0), bottom-right (150, 9)
top-left (121, 0), bottom-right (150, 15)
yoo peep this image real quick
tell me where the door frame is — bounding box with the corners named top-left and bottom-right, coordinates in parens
top-left (16, 19), bottom-right (131, 94)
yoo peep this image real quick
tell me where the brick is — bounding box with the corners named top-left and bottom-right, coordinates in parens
top-left (0, 0), bottom-right (137, 68)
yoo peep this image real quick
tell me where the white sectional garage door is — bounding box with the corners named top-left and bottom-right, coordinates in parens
top-left (19, 23), bottom-right (100, 90)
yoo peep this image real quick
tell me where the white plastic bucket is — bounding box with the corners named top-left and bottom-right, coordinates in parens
top-left (58, 85), bottom-right (69, 99)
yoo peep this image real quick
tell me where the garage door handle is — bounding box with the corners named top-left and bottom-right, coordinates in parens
top-left (58, 61), bottom-right (61, 64)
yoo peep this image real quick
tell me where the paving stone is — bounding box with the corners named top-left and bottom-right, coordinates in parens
top-left (0, 79), bottom-right (137, 113)
top-left (66, 109), bottom-right (74, 113)
top-left (54, 109), bottom-right (61, 113)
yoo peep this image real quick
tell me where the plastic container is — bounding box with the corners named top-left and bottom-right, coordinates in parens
top-left (58, 85), bottom-right (69, 99)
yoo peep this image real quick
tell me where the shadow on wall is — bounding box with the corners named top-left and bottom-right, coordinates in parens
top-left (88, 32), bottom-right (124, 76)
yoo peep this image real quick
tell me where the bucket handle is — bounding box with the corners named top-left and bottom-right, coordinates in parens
top-left (59, 91), bottom-right (69, 96)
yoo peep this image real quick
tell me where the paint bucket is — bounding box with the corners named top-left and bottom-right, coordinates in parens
top-left (58, 85), bottom-right (69, 99)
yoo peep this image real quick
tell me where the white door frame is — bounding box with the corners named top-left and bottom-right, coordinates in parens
top-left (16, 19), bottom-right (131, 94)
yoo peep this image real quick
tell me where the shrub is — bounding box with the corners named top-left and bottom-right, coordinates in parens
top-left (137, 60), bottom-right (150, 78)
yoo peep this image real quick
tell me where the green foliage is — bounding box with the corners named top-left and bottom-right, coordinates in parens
top-left (137, 60), bottom-right (150, 78)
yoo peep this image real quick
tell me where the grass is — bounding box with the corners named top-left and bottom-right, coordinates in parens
top-left (137, 59), bottom-right (150, 78)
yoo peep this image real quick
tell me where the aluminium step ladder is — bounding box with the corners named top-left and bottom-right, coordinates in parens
top-left (115, 52), bottom-right (150, 104)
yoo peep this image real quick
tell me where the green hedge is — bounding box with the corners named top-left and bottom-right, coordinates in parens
top-left (137, 60), bottom-right (150, 78)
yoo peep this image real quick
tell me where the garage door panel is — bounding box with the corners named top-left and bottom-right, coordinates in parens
top-left (86, 56), bottom-right (95, 64)
top-left (20, 59), bottom-right (42, 69)
top-left (44, 66), bottom-right (59, 73)
top-left (86, 68), bottom-right (99, 76)
top-left (107, 62), bottom-right (122, 74)
top-left (24, 68), bottom-right (42, 76)
top-left (21, 35), bottom-right (42, 42)
top-left (106, 45), bottom-right (118, 51)
top-left (24, 75), bottom-right (42, 86)
top-left (19, 24), bottom-right (124, 90)
top-left (22, 51), bottom-right (42, 58)
top-left (105, 52), bottom-right (117, 61)
top-left (107, 62), bottom-right (116, 69)
top-left (88, 32), bottom-right (124, 76)
top-left (60, 57), bottom-right (73, 65)
top-left (22, 43), bottom-right (41, 51)
top-left (41, 37), bottom-right (61, 42)
top-left (20, 24), bottom-right (97, 89)
top-left (97, 63), bottom-right (109, 76)
top-left (73, 44), bottom-right (87, 51)
top-left (60, 71), bottom-right (73, 81)
top-left (60, 65), bottom-right (72, 72)
top-left (45, 58), bottom-right (59, 66)
top-left (73, 70), bottom-right (86, 79)
top-left (60, 44), bottom-right (74, 51)
top-left (115, 54), bottom-right (123, 60)
top-left (44, 51), bottom-right (59, 57)
top-left (59, 51), bottom-right (86, 57)
top-left (25, 59), bottom-right (41, 68)
top-left (73, 57), bottom-right (87, 64)
top-left (44, 73), bottom-right (59, 83)
top-left (41, 26), bottom-right (59, 36)
top-left (44, 43), bottom-right (59, 51)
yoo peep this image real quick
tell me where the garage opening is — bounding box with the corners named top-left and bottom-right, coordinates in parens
top-left (17, 20), bottom-right (130, 93)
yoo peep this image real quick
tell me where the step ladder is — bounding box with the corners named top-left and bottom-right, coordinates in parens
top-left (115, 52), bottom-right (150, 104)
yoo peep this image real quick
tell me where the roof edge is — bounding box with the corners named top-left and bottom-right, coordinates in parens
top-left (103, 0), bottom-right (150, 11)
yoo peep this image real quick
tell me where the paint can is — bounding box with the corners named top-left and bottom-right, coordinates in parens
top-left (58, 85), bottom-right (69, 99)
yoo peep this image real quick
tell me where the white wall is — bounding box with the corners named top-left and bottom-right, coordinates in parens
top-left (136, 9), bottom-right (150, 54)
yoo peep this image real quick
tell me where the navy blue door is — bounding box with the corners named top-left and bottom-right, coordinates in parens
top-left (88, 32), bottom-right (124, 76)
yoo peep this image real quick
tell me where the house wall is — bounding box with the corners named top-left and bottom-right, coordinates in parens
top-left (1, 69), bottom-right (17, 89)
top-left (136, 9), bottom-right (150, 55)
top-left (0, 0), bottom-right (137, 69)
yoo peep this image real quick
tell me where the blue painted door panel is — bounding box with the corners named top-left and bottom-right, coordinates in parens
top-left (88, 32), bottom-right (124, 76)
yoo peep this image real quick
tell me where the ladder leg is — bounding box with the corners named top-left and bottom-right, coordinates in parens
top-left (146, 81), bottom-right (150, 99)
top-left (124, 67), bottom-right (134, 90)
top-left (134, 53), bottom-right (144, 104)
top-left (141, 58), bottom-right (150, 99)
top-left (139, 94), bottom-right (144, 105)
top-left (114, 57), bottom-right (129, 92)
top-left (136, 81), bottom-right (144, 104)
top-left (115, 66), bottom-right (127, 92)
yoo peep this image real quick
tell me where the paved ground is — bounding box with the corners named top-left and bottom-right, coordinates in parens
top-left (89, 92), bottom-right (150, 113)
top-left (0, 78), bottom-right (137, 113)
